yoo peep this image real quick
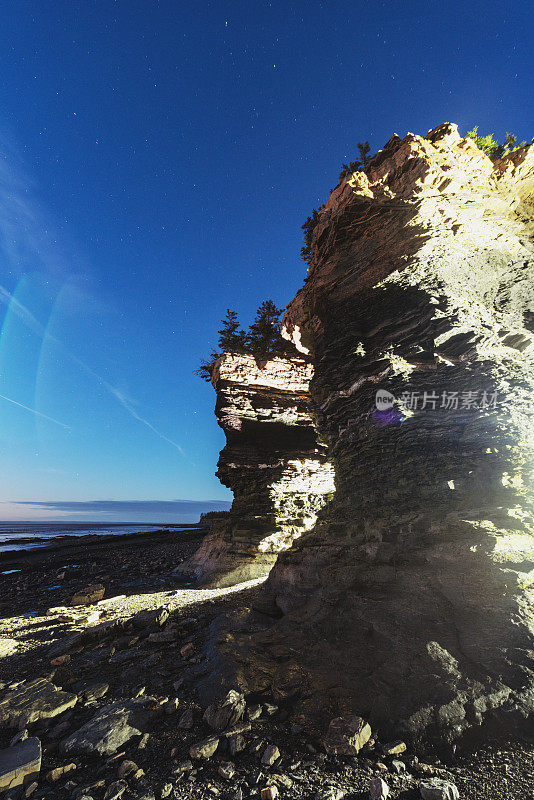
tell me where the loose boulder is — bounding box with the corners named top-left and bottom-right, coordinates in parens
top-left (0, 737), bottom-right (41, 792)
top-left (203, 689), bottom-right (245, 731)
top-left (0, 679), bottom-right (77, 727)
top-left (419, 778), bottom-right (460, 800)
top-left (324, 716), bottom-right (372, 755)
top-left (70, 584), bottom-right (105, 606)
top-left (60, 697), bottom-right (157, 756)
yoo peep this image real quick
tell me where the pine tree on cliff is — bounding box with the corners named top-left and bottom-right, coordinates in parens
top-left (246, 300), bottom-right (286, 355)
top-left (217, 309), bottom-right (247, 352)
top-left (467, 127), bottom-right (527, 160)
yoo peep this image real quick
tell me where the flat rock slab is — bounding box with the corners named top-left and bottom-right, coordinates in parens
top-left (0, 737), bottom-right (41, 791)
top-left (0, 638), bottom-right (18, 658)
top-left (70, 583), bottom-right (105, 606)
top-left (60, 697), bottom-right (157, 756)
top-left (0, 679), bottom-right (77, 727)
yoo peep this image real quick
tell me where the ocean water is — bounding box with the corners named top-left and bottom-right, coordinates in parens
top-left (0, 522), bottom-right (192, 554)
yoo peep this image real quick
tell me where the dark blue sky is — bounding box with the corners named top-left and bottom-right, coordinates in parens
top-left (0, 0), bottom-right (531, 520)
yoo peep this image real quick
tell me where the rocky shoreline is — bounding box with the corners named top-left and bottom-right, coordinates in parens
top-left (0, 532), bottom-right (532, 799)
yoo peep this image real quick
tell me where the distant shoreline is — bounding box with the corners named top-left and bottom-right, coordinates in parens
top-left (0, 522), bottom-right (206, 564)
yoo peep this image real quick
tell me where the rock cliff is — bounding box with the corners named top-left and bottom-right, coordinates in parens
top-left (194, 123), bottom-right (534, 746)
top-left (177, 353), bottom-right (334, 587)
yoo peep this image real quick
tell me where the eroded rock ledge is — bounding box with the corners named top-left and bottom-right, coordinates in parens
top-left (177, 353), bottom-right (334, 587)
top-left (196, 123), bottom-right (534, 747)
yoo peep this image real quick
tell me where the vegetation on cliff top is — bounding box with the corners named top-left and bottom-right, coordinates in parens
top-left (196, 300), bottom-right (287, 382)
top-left (300, 128), bottom-right (530, 266)
top-left (466, 127), bottom-right (527, 160)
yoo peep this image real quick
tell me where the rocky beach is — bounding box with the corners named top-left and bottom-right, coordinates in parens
top-left (0, 524), bottom-right (532, 800)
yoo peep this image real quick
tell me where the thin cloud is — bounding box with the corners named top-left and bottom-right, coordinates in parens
top-left (0, 392), bottom-right (70, 429)
top-left (0, 130), bottom-right (186, 456)
top-left (5, 499), bottom-right (232, 523)
top-left (105, 386), bottom-right (185, 455)
top-left (0, 284), bottom-right (185, 455)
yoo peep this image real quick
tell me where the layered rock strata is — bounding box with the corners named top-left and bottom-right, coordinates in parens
top-left (177, 353), bottom-right (335, 587)
top-left (198, 124), bottom-right (534, 745)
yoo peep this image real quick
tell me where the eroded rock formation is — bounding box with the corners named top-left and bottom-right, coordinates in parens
top-left (177, 353), bottom-right (335, 587)
top-left (193, 123), bottom-right (534, 746)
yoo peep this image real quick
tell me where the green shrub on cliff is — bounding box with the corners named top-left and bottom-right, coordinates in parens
top-left (339, 140), bottom-right (371, 180)
top-left (196, 300), bottom-right (287, 382)
top-left (218, 309), bottom-right (247, 352)
top-left (467, 127), bottom-right (527, 160)
top-left (246, 299), bottom-right (286, 355)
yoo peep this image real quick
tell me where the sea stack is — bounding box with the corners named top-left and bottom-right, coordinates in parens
top-left (194, 123), bottom-right (534, 744)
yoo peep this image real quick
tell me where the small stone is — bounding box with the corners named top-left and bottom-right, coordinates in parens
top-left (203, 690), bottom-right (246, 731)
top-left (261, 745), bottom-right (280, 767)
top-left (180, 642), bottom-right (195, 658)
top-left (163, 698), bottom-right (180, 715)
top-left (223, 722), bottom-right (252, 738)
top-left (316, 787), bottom-right (345, 800)
top-left (117, 760), bottom-right (138, 778)
top-left (391, 760), bottom-right (406, 774)
top-left (229, 733), bottom-right (246, 755)
top-left (247, 704), bottom-right (263, 721)
top-left (0, 737), bottom-right (42, 792)
top-left (369, 777), bottom-right (390, 799)
top-left (135, 606), bottom-right (169, 628)
top-left (77, 681), bottom-right (110, 703)
top-left (178, 708), bottom-right (194, 729)
top-left (103, 780), bottom-right (127, 800)
top-left (70, 584), bottom-right (105, 606)
top-left (375, 763), bottom-right (388, 772)
top-left (132, 768), bottom-right (145, 780)
top-left (271, 775), bottom-right (292, 789)
top-left (261, 787), bottom-right (278, 800)
top-left (419, 778), bottom-right (460, 800)
top-left (50, 654), bottom-right (71, 666)
top-left (382, 740), bottom-right (406, 756)
top-left (46, 762), bottom-right (77, 782)
top-left (160, 784), bottom-right (172, 799)
top-left (24, 781), bottom-right (38, 797)
top-left (324, 716), bottom-right (372, 756)
top-left (189, 737), bottom-right (219, 760)
top-left (417, 764), bottom-right (434, 776)
top-left (218, 762), bottom-right (236, 780)
top-left (173, 760), bottom-right (193, 774)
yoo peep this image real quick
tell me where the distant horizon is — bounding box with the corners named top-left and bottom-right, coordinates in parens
top-left (0, 499), bottom-right (232, 523)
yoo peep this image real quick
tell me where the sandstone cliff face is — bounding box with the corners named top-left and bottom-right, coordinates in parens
top-left (196, 124), bottom-right (534, 746)
top-left (178, 353), bottom-right (334, 587)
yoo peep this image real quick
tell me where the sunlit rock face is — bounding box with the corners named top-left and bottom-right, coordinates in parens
top-left (177, 353), bottom-right (335, 587)
top-left (202, 124), bottom-right (534, 744)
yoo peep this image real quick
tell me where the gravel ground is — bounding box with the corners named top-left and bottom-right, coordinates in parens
top-left (0, 531), bottom-right (532, 800)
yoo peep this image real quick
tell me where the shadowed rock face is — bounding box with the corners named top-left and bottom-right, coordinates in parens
top-left (197, 123), bottom-right (534, 746)
top-left (177, 353), bottom-right (335, 587)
